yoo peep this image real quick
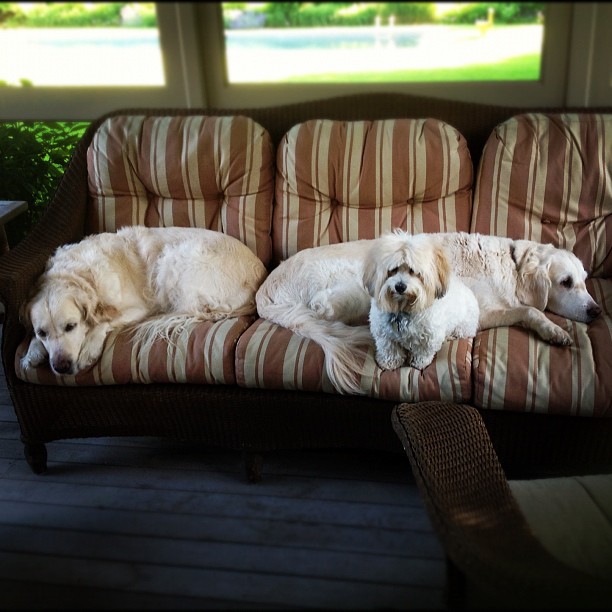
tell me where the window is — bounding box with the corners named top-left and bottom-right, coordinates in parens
top-left (222, 3), bottom-right (545, 85)
top-left (1, 3), bottom-right (164, 87)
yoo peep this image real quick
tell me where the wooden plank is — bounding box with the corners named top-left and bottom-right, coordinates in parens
top-left (0, 498), bottom-right (442, 559)
top-left (0, 578), bottom-right (261, 610)
top-left (1, 521), bottom-right (444, 586)
top-left (0, 551), bottom-right (443, 609)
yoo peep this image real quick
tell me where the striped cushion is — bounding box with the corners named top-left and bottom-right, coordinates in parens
top-left (242, 117), bottom-right (474, 397)
top-left (472, 113), bottom-right (612, 415)
top-left (87, 115), bottom-right (275, 266)
top-left (235, 302), bottom-right (474, 403)
top-left (15, 317), bottom-right (254, 386)
top-left (472, 113), bottom-right (612, 278)
top-left (273, 118), bottom-right (473, 265)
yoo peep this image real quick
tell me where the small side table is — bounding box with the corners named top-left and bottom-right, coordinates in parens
top-left (0, 200), bottom-right (28, 254)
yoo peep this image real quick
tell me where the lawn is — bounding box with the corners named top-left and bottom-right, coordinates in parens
top-left (285, 53), bottom-right (540, 83)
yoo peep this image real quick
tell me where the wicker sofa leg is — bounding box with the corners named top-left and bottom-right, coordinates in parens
top-left (23, 441), bottom-right (48, 474)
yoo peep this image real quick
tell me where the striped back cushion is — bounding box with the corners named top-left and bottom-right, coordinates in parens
top-left (86, 115), bottom-right (275, 265)
top-left (273, 118), bottom-right (473, 265)
top-left (472, 113), bottom-right (612, 278)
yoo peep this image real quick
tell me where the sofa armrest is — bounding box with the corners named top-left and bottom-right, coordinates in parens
top-left (392, 401), bottom-right (612, 609)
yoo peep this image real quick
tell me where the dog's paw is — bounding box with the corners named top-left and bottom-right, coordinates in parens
top-left (375, 350), bottom-right (406, 371)
top-left (20, 344), bottom-right (48, 370)
top-left (310, 293), bottom-right (335, 321)
top-left (407, 353), bottom-right (435, 370)
top-left (21, 338), bottom-right (48, 369)
top-left (540, 324), bottom-right (572, 346)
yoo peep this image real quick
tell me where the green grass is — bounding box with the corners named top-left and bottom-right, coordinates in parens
top-left (283, 53), bottom-right (540, 83)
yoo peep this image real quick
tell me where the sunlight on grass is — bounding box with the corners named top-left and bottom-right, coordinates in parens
top-left (284, 54), bottom-right (540, 83)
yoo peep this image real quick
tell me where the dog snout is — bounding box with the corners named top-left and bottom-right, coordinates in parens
top-left (394, 281), bottom-right (407, 295)
top-left (587, 303), bottom-right (602, 321)
top-left (51, 355), bottom-right (73, 375)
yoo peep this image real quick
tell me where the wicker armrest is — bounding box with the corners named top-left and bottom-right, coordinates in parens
top-left (392, 402), bottom-right (612, 609)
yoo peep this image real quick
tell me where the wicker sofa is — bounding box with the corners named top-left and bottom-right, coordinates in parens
top-left (1, 93), bottom-right (611, 478)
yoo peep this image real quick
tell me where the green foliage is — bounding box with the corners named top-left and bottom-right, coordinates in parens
top-left (438, 2), bottom-right (545, 25)
top-left (2, 2), bottom-right (157, 28)
top-left (226, 2), bottom-right (543, 28)
top-left (0, 121), bottom-right (89, 246)
top-left (0, 2), bottom-right (21, 25)
top-left (378, 3), bottom-right (435, 25)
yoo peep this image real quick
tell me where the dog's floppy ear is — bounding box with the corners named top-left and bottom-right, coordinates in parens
top-left (74, 285), bottom-right (119, 325)
top-left (433, 245), bottom-right (451, 299)
top-left (19, 275), bottom-right (46, 330)
top-left (514, 242), bottom-right (551, 310)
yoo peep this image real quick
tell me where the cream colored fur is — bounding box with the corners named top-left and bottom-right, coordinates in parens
top-left (435, 231), bottom-right (602, 345)
top-left (20, 226), bottom-right (268, 376)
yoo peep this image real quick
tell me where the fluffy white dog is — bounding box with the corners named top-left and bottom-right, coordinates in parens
top-left (21, 226), bottom-right (267, 376)
top-left (363, 231), bottom-right (480, 371)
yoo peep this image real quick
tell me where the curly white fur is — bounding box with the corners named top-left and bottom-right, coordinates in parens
top-left (363, 231), bottom-right (479, 370)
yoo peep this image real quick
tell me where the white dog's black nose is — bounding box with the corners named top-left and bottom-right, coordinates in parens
top-left (587, 304), bottom-right (602, 321)
top-left (394, 281), bottom-right (407, 294)
top-left (52, 357), bottom-right (73, 375)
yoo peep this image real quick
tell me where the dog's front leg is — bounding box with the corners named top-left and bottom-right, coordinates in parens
top-left (480, 307), bottom-right (572, 345)
top-left (78, 322), bottom-right (112, 371)
top-left (369, 306), bottom-right (406, 370)
top-left (20, 337), bottom-right (48, 370)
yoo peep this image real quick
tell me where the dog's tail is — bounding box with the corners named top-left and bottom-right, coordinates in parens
top-left (256, 300), bottom-right (373, 395)
top-left (127, 313), bottom-right (232, 355)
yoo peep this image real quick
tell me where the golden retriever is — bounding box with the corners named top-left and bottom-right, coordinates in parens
top-left (21, 226), bottom-right (267, 375)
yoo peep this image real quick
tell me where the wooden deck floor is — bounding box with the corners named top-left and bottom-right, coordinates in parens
top-left (0, 366), bottom-right (447, 609)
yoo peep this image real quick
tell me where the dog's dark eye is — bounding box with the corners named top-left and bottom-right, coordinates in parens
top-left (65, 323), bottom-right (76, 333)
top-left (560, 277), bottom-right (573, 289)
top-left (388, 267), bottom-right (399, 277)
top-left (36, 329), bottom-right (47, 338)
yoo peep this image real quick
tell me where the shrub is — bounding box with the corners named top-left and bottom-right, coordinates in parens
top-left (0, 121), bottom-right (89, 246)
top-left (2, 2), bottom-right (157, 28)
top-left (438, 2), bottom-right (545, 25)
top-left (256, 3), bottom-right (436, 28)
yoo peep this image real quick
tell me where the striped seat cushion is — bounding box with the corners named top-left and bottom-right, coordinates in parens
top-left (238, 118), bottom-right (474, 400)
top-left (16, 317), bottom-right (254, 386)
top-left (87, 114), bottom-right (275, 266)
top-left (235, 319), bottom-right (474, 402)
top-left (273, 118), bottom-right (473, 265)
top-left (472, 113), bottom-right (612, 415)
